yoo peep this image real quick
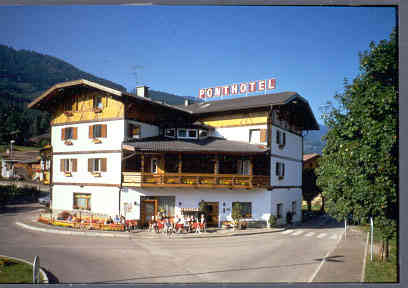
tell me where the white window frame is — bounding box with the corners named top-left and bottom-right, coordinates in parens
top-left (165, 128), bottom-right (176, 138)
top-left (151, 158), bottom-right (158, 174)
top-left (64, 127), bottom-right (74, 140)
top-left (187, 129), bottom-right (198, 139)
top-left (93, 95), bottom-right (103, 110)
top-left (64, 159), bottom-right (73, 173)
top-left (177, 128), bottom-right (197, 139)
top-left (275, 162), bottom-right (285, 178)
top-left (93, 125), bottom-right (102, 138)
top-left (92, 158), bottom-right (102, 173)
top-left (276, 130), bottom-right (286, 146)
top-left (199, 129), bottom-right (208, 139)
top-left (237, 159), bottom-right (251, 175)
top-left (249, 129), bottom-right (261, 144)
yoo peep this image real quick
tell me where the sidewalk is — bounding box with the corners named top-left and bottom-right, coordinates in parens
top-left (15, 208), bottom-right (285, 239)
top-left (312, 228), bottom-right (367, 282)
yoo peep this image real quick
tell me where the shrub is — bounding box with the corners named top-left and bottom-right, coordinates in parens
top-left (269, 215), bottom-right (277, 227)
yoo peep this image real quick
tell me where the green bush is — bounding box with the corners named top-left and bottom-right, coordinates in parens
top-left (269, 215), bottom-right (277, 227)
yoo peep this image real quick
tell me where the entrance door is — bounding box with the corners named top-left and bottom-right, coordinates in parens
top-left (141, 199), bottom-right (157, 226)
top-left (205, 202), bottom-right (219, 227)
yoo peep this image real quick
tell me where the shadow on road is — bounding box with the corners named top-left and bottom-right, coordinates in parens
top-left (0, 203), bottom-right (44, 215)
top-left (88, 260), bottom-right (325, 284)
top-left (42, 268), bottom-right (60, 284)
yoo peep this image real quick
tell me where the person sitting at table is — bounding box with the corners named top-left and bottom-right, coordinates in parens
top-left (105, 216), bottom-right (113, 224)
top-left (114, 215), bottom-right (120, 224)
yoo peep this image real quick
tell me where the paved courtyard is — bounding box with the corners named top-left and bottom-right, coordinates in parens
top-left (0, 203), bottom-right (364, 284)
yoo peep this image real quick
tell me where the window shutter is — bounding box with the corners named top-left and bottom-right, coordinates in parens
top-left (101, 158), bottom-right (107, 172)
top-left (101, 124), bottom-right (107, 138)
top-left (60, 159), bottom-right (64, 172)
top-left (73, 127), bottom-right (78, 140)
top-left (282, 163), bottom-right (285, 177)
top-left (283, 132), bottom-right (286, 146)
top-left (88, 159), bottom-right (93, 172)
top-left (61, 128), bottom-right (65, 140)
top-left (260, 129), bottom-right (267, 143)
top-left (89, 125), bottom-right (93, 138)
top-left (72, 159), bottom-right (77, 172)
top-left (276, 130), bottom-right (280, 144)
top-left (275, 162), bottom-right (279, 176)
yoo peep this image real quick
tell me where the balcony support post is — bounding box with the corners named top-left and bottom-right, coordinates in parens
top-left (249, 156), bottom-right (254, 188)
top-left (214, 154), bottom-right (219, 185)
top-left (178, 153), bottom-right (182, 184)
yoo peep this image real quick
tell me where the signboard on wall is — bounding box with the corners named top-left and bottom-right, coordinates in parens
top-left (199, 78), bottom-right (276, 100)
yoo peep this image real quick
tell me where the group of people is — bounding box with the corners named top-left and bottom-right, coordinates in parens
top-left (104, 215), bottom-right (126, 225)
top-left (150, 213), bottom-right (206, 234)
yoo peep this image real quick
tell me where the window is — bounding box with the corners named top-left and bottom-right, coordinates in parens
top-left (73, 193), bottom-right (91, 210)
top-left (199, 129), bottom-right (208, 138)
top-left (61, 127), bottom-right (77, 140)
top-left (260, 129), bottom-right (267, 143)
top-left (178, 129), bottom-right (187, 138)
top-left (165, 128), bottom-right (176, 138)
top-left (93, 95), bottom-right (103, 110)
top-left (275, 162), bottom-right (285, 178)
top-left (89, 124), bottom-right (107, 138)
top-left (249, 129), bottom-right (261, 144)
top-left (277, 203), bottom-right (283, 218)
top-left (292, 201), bottom-right (297, 215)
top-left (151, 158), bottom-right (158, 174)
top-left (276, 130), bottom-right (286, 147)
top-left (237, 160), bottom-right (251, 175)
top-left (232, 202), bottom-right (252, 218)
top-left (60, 159), bottom-right (77, 173)
top-left (128, 123), bottom-right (141, 139)
top-left (88, 158), bottom-right (107, 173)
top-left (188, 129), bottom-right (197, 138)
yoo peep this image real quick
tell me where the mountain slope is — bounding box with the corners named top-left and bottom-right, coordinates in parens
top-left (303, 124), bottom-right (328, 154)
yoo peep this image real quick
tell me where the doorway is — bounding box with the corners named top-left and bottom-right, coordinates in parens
top-left (140, 199), bottom-right (157, 226)
top-left (204, 202), bottom-right (219, 227)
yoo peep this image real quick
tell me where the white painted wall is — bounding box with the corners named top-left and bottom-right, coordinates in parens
top-left (270, 126), bottom-right (302, 161)
top-left (52, 184), bottom-right (120, 216)
top-left (212, 124), bottom-right (267, 144)
top-left (53, 152), bottom-right (122, 184)
top-left (52, 120), bottom-right (125, 153)
top-left (270, 159), bottom-right (302, 187)
top-left (126, 120), bottom-right (159, 139)
top-left (270, 188), bottom-right (302, 224)
top-left (122, 187), bottom-right (271, 225)
top-left (1, 160), bottom-right (10, 178)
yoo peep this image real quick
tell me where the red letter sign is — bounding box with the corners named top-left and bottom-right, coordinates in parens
top-left (214, 87), bottom-right (222, 97)
top-left (231, 84), bottom-right (239, 95)
top-left (206, 88), bottom-right (213, 98)
top-left (267, 79), bottom-right (276, 89)
top-left (222, 86), bottom-right (230, 96)
top-left (240, 83), bottom-right (247, 94)
top-left (199, 89), bottom-right (206, 99)
top-left (258, 80), bottom-right (265, 91)
top-left (248, 82), bottom-right (256, 92)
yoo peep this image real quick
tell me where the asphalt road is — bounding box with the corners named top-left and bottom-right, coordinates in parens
top-left (0, 204), bottom-right (344, 283)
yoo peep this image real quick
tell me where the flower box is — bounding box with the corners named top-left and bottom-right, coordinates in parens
top-left (93, 108), bottom-right (102, 113)
top-left (64, 111), bottom-right (73, 117)
top-left (64, 140), bottom-right (73, 145)
top-left (92, 138), bottom-right (102, 144)
top-left (92, 172), bottom-right (101, 177)
top-left (64, 172), bottom-right (72, 177)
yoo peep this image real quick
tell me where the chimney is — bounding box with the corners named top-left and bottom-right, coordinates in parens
top-left (184, 99), bottom-right (190, 107)
top-left (136, 86), bottom-right (149, 98)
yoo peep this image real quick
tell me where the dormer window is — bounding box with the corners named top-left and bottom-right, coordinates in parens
top-left (199, 129), bottom-right (208, 139)
top-left (165, 128), bottom-right (176, 138)
top-left (128, 123), bottom-right (141, 139)
top-left (178, 129), bottom-right (187, 138)
top-left (177, 128), bottom-right (198, 139)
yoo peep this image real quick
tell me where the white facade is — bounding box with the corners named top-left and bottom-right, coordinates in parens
top-left (212, 124), bottom-right (267, 145)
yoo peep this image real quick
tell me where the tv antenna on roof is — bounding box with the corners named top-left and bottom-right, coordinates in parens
top-left (131, 65), bottom-right (144, 86)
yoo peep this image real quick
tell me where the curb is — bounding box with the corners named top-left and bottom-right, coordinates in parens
top-left (361, 231), bottom-right (369, 282)
top-left (16, 221), bottom-right (285, 239)
top-left (0, 254), bottom-right (49, 284)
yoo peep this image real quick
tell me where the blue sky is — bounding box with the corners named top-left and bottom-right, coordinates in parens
top-left (1, 6), bottom-right (396, 123)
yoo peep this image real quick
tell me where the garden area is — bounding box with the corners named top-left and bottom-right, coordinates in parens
top-left (0, 256), bottom-right (44, 284)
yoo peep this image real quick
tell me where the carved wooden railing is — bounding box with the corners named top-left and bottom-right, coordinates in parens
top-left (122, 172), bottom-right (270, 189)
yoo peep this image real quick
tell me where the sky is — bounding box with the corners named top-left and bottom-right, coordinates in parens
top-left (0, 6), bottom-right (396, 124)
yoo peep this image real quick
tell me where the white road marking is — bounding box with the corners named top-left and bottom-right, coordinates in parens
top-left (281, 230), bottom-right (293, 235)
top-left (317, 233), bottom-right (327, 239)
top-left (292, 230), bottom-right (304, 236)
top-left (305, 232), bottom-right (315, 237)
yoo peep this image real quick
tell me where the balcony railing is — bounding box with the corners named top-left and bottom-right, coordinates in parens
top-left (122, 172), bottom-right (270, 189)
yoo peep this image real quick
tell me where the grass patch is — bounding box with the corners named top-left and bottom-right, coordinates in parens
top-left (358, 225), bottom-right (398, 283)
top-left (0, 256), bottom-right (43, 284)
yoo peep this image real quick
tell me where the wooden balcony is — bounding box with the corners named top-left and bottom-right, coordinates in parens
top-left (122, 172), bottom-right (270, 189)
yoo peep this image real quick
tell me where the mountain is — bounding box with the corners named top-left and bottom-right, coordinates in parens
top-left (0, 45), bottom-right (198, 145)
top-left (303, 124), bottom-right (328, 155)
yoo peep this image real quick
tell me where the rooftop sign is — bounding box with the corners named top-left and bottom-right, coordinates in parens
top-left (199, 78), bottom-right (276, 100)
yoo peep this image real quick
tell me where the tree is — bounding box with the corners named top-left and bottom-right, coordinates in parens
top-left (302, 168), bottom-right (321, 212)
top-left (316, 28), bottom-right (397, 261)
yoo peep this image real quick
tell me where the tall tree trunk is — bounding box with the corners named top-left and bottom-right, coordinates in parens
top-left (385, 238), bottom-right (389, 261)
top-left (320, 194), bottom-right (325, 213)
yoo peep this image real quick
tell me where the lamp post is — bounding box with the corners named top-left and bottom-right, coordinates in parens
top-left (10, 140), bottom-right (15, 178)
